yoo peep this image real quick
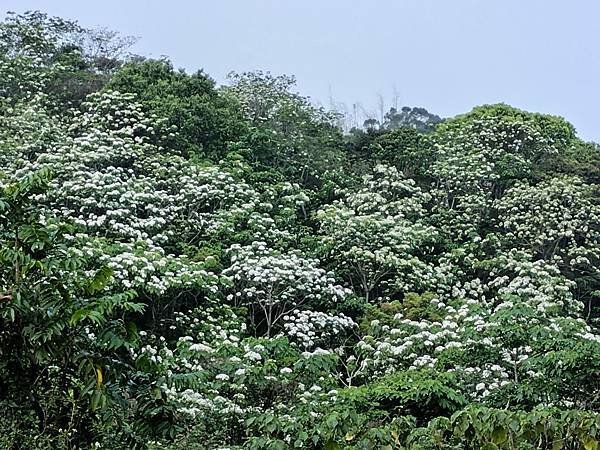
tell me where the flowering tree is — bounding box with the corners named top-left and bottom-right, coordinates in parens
top-left (224, 241), bottom-right (348, 337)
top-left (224, 71), bottom-right (345, 185)
top-left (495, 176), bottom-right (600, 318)
top-left (318, 165), bottom-right (438, 301)
top-left (1, 11), bottom-right (599, 450)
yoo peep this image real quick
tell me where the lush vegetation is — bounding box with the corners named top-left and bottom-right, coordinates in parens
top-left (1, 11), bottom-right (599, 450)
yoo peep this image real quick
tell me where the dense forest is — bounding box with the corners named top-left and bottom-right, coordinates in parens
top-left (1, 11), bottom-right (599, 450)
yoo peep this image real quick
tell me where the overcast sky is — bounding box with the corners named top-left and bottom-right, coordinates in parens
top-left (3, 0), bottom-right (599, 141)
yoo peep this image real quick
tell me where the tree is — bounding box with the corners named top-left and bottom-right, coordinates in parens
top-left (223, 241), bottom-right (348, 337)
top-left (318, 165), bottom-right (438, 302)
top-left (225, 71), bottom-right (345, 186)
top-left (106, 59), bottom-right (247, 161)
top-left (495, 176), bottom-right (600, 319)
top-left (0, 169), bottom-right (143, 448)
top-left (0, 11), bottom-right (136, 106)
top-left (382, 106), bottom-right (442, 132)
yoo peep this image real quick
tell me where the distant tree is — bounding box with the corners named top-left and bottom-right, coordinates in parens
top-left (363, 118), bottom-right (379, 130)
top-left (368, 126), bottom-right (434, 180)
top-left (382, 106), bottom-right (443, 132)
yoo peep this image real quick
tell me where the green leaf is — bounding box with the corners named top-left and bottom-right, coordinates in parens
top-left (582, 436), bottom-right (598, 450)
top-left (491, 427), bottom-right (507, 444)
top-left (86, 266), bottom-right (114, 294)
top-left (481, 443), bottom-right (499, 450)
top-left (90, 389), bottom-right (103, 410)
top-left (326, 415), bottom-right (338, 429)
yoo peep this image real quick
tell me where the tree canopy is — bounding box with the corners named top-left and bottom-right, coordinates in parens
top-left (0, 11), bottom-right (599, 450)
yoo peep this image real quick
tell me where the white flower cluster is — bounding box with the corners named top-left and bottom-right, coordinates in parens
top-left (318, 164), bottom-right (438, 301)
top-left (464, 365), bottom-right (511, 399)
top-left (224, 241), bottom-right (349, 335)
top-left (496, 176), bottom-right (600, 268)
top-left (134, 301), bottom-right (340, 430)
top-left (0, 90), bottom-right (265, 295)
top-left (279, 309), bottom-right (357, 349)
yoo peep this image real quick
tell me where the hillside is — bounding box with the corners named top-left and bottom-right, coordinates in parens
top-left (0, 11), bottom-right (599, 450)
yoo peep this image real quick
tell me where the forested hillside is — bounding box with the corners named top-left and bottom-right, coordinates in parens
top-left (1, 11), bottom-right (599, 450)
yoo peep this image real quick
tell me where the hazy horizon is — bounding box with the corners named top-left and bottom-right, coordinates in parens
top-left (3, 0), bottom-right (599, 141)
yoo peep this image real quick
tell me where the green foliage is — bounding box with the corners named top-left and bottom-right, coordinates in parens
top-left (225, 71), bottom-right (346, 186)
top-left (106, 59), bottom-right (247, 160)
top-left (0, 169), bottom-right (144, 448)
top-left (537, 140), bottom-right (600, 183)
top-left (383, 106), bottom-right (443, 132)
top-left (0, 10), bottom-right (599, 450)
top-left (0, 10), bottom-right (135, 107)
top-left (368, 126), bottom-right (434, 179)
top-left (340, 370), bottom-right (468, 424)
top-left (420, 404), bottom-right (600, 450)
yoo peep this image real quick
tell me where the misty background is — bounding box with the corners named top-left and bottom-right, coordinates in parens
top-left (3, 0), bottom-right (599, 141)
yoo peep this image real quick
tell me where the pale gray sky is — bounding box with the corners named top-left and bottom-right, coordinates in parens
top-left (3, 0), bottom-right (599, 141)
